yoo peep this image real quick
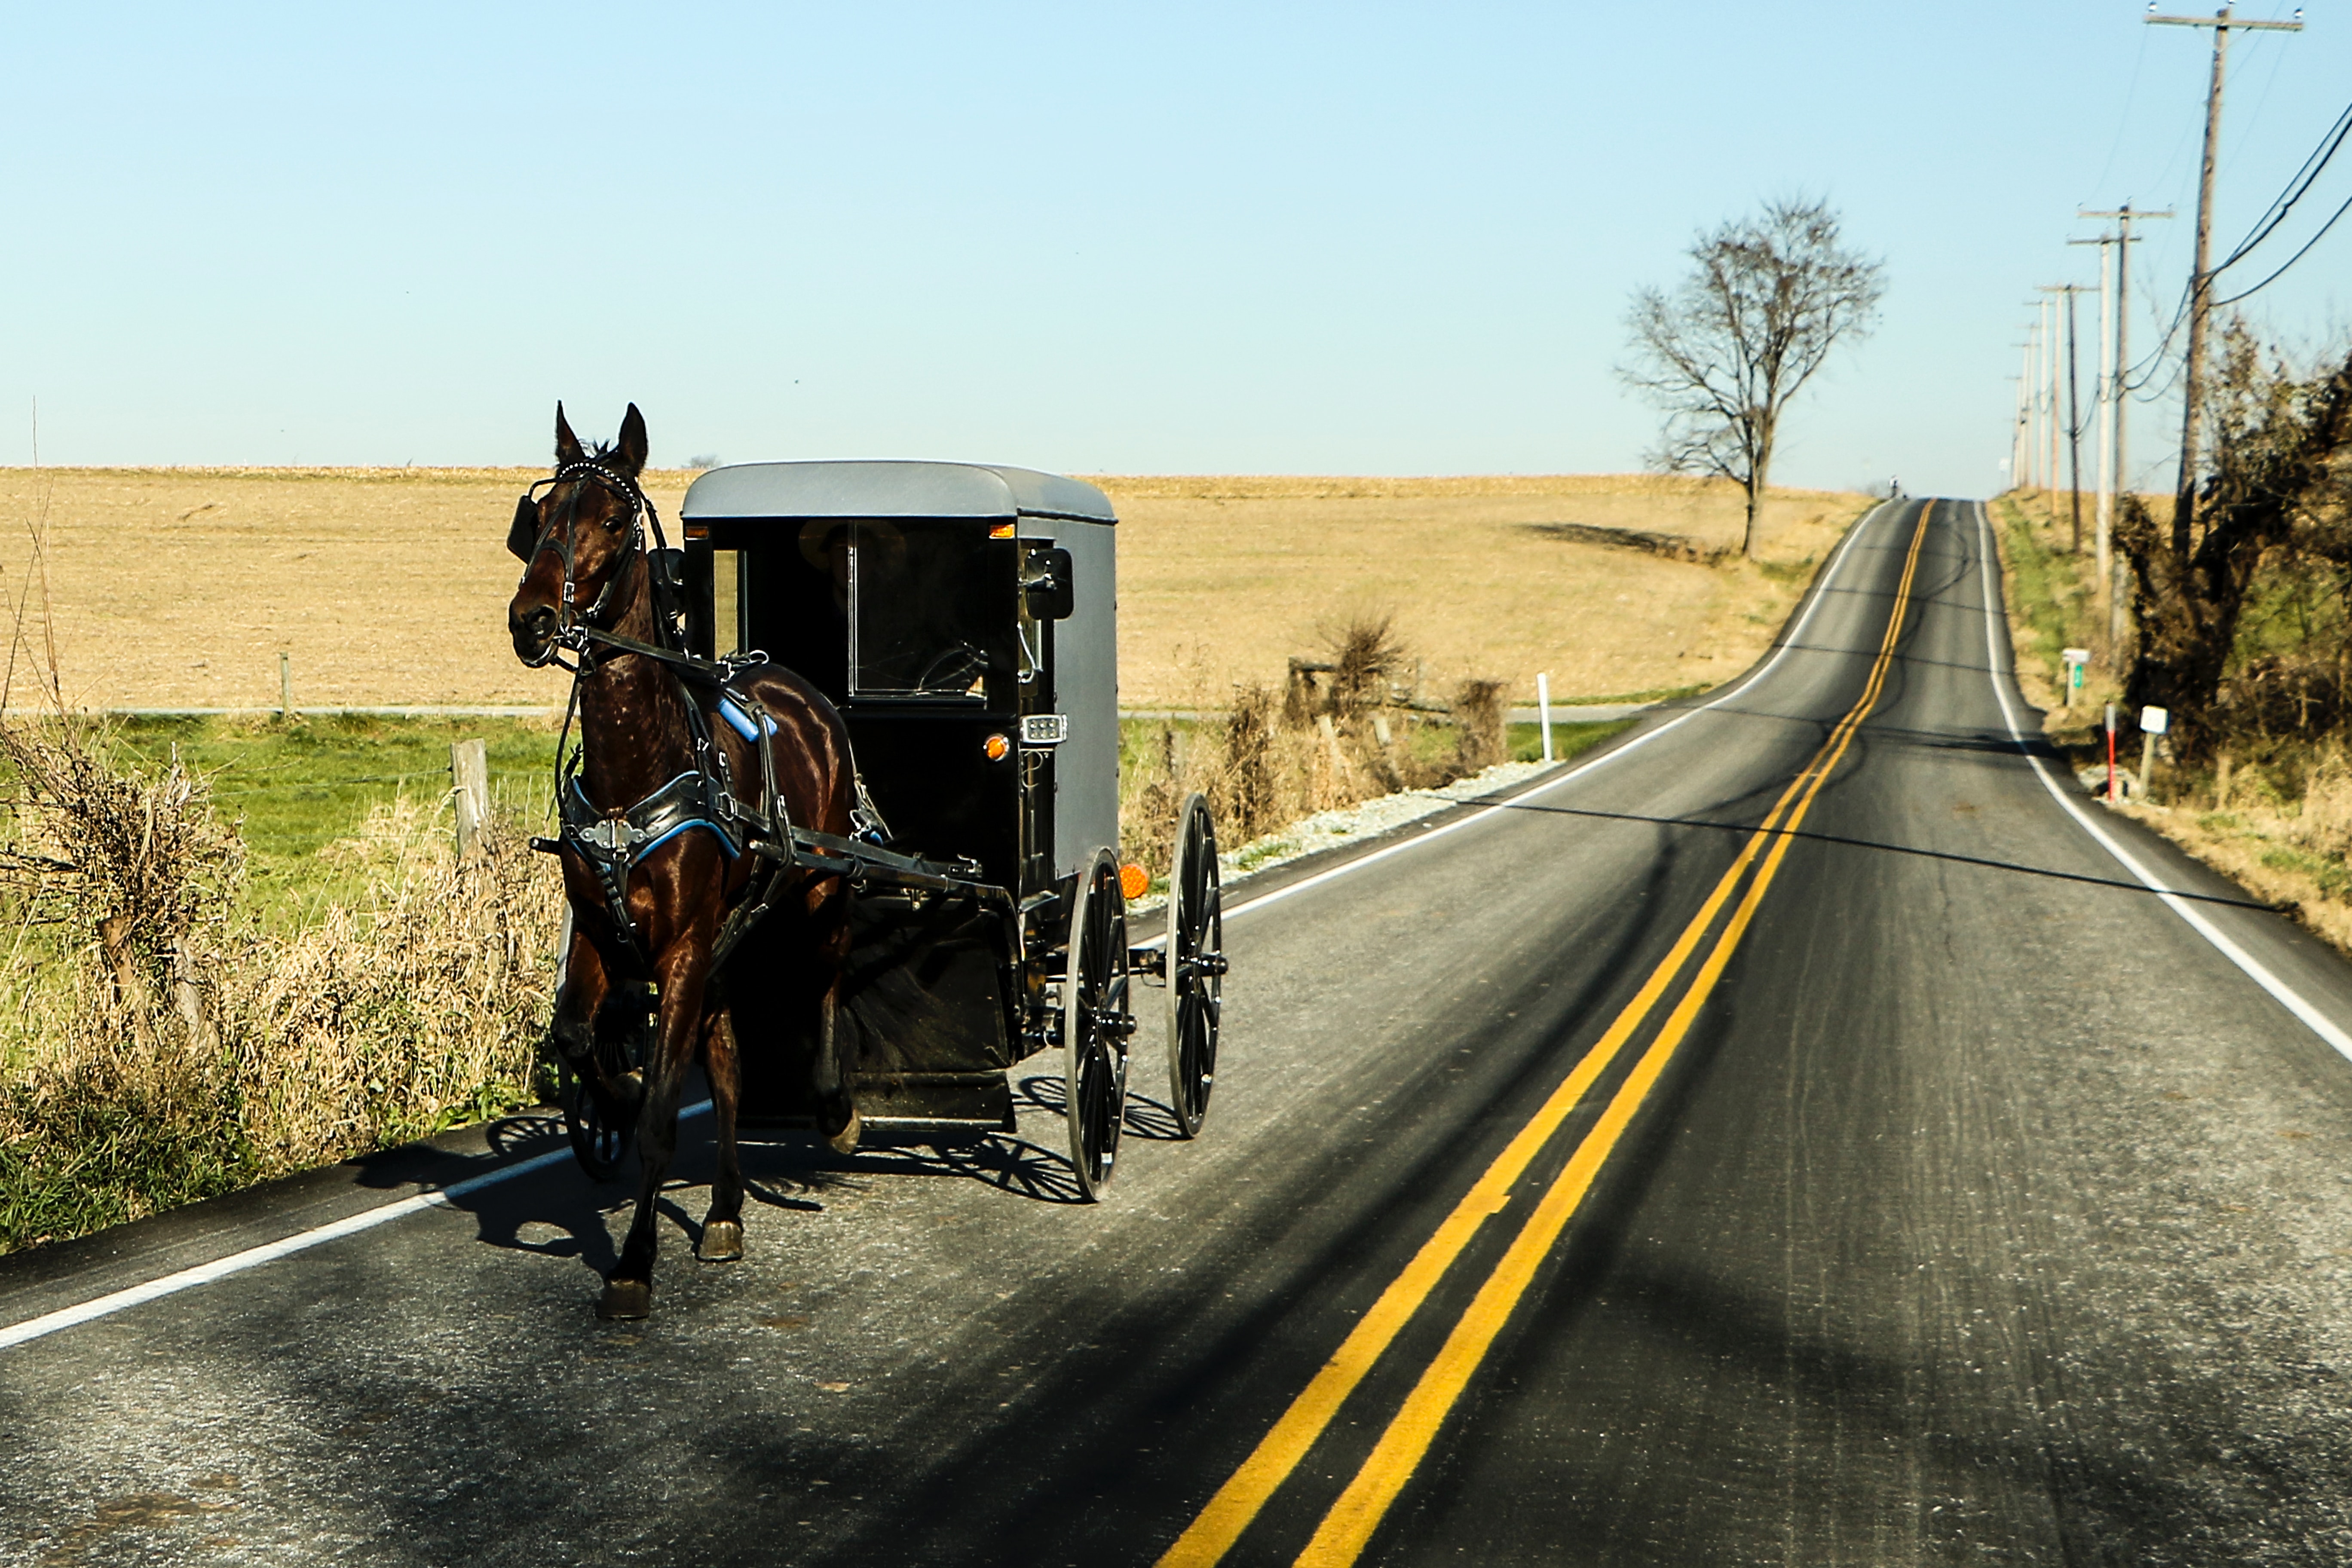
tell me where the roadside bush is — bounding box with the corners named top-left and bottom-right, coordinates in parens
top-left (1118, 611), bottom-right (1518, 878)
top-left (1451, 678), bottom-right (1507, 775)
top-left (0, 714), bottom-right (561, 1253)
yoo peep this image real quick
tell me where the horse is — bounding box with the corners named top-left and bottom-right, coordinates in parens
top-left (507, 402), bottom-right (859, 1321)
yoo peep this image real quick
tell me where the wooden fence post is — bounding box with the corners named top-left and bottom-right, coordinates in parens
top-left (452, 738), bottom-right (490, 861)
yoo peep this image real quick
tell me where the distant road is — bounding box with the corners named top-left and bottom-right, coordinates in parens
top-left (11, 499), bottom-right (2352, 1564)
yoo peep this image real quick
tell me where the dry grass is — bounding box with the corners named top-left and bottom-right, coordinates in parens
top-left (0, 466), bottom-right (1867, 713)
top-left (1120, 609), bottom-right (1548, 876)
top-left (2115, 779), bottom-right (2352, 957)
top-left (0, 466), bottom-right (694, 712)
top-left (1094, 473), bottom-right (1868, 707)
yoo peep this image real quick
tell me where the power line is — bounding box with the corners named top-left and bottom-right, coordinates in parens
top-left (2215, 95), bottom-right (2352, 272)
top-left (2088, 24), bottom-right (2156, 201)
top-left (2213, 186), bottom-right (2352, 304)
top-left (2110, 90), bottom-right (2352, 384)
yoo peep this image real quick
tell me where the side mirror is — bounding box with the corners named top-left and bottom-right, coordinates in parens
top-left (1024, 546), bottom-right (1075, 621)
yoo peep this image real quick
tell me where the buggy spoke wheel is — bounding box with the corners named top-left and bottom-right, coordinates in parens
top-left (1165, 793), bottom-right (1225, 1139)
top-left (1064, 849), bottom-right (1132, 1200)
top-left (562, 978), bottom-right (652, 1182)
top-left (561, 1060), bottom-right (633, 1182)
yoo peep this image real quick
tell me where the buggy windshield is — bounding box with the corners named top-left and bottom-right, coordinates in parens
top-left (841, 519), bottom-right (1008, 698)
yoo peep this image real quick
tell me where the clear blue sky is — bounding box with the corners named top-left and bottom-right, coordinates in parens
top-left (3, 3), bottom-right (2347, 497)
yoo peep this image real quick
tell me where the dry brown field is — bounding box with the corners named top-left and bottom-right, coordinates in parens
top-left (1100, 475), bottom-right (1867, 707)
top-left (0, 467), bottom-right (1868, 713)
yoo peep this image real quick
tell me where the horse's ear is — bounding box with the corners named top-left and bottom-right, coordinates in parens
top-left (507, 493), bottom-right (539, 561)
top-left (555, 402), bottom-right (585, 466)
top-left (612, 403), bottom-right (649, 477)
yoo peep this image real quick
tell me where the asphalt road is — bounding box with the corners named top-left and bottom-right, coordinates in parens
top-left (13, 498), bottom-right (2352, 1566)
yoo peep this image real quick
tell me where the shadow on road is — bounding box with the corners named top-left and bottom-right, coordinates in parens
top-left (1492, 797), bottom-right (2278, 910)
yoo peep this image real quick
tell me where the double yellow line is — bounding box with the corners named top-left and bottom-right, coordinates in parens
top-left (1158, 501), bottom-right (1936, 1568)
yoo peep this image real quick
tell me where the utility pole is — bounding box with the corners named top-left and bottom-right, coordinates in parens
top-left (2148, 5), bottom-right (2302, 557)
top-left (2078, 204), bottom-right (2172, 502)
top-left (2041, 282), bottom-right (2087, 554)
top-left (2044, 294), bottom-right (2061, 499)
top-left (2068, 234), bottom-right (2119, 625)
top-left (2018, 309), bottom-right (2046, 492)
top-left (2012, 351), bottom-right (2031, 490)
top-left (2035, 313), bottom-right (2049, 492)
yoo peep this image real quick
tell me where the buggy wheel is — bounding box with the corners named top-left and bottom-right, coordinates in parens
top-left (561, 1060), bottom-right (633, 1182)
top-left (1164, 793), bottom-right (1226, 1139)
top-left (1063, 849), bottom-right (1134, 1201)
top-left (563, 979), bottom-right (653, 1182)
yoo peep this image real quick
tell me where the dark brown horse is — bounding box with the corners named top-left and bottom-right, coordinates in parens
top-left (508, 403), bottom-right (857, 1320)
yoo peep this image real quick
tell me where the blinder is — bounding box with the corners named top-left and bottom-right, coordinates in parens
top-left (507, 493), bottom-right (540, 561)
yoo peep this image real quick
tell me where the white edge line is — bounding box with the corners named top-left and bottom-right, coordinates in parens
top-left (1970, 500), bottom-right (2352, 1062)
top-left (0, 1099), bottom-right (716, 1352)
top-left (3, 502), bottom-right (1905, 1349)
top-left (1139, 497), bottom-right (1904, 944)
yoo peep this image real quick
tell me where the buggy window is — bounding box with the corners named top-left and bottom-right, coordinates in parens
top-left (843, 520), bottom-right (1009, 698)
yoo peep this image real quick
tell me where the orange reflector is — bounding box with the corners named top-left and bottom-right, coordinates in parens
top-left (983, 733), bottom-right (1011, 761)
top-left (683, 523), bottom-right (708, 540)
top-left (989, 522), bottom-right (1015, 539)
top-left (1121, 863), bottom-right (1149, 901)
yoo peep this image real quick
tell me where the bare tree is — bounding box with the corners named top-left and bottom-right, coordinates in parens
top-left (1622, 198), bottom-right (1886, 558)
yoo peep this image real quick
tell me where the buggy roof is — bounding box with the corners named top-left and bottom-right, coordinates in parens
top-left (681, 460), bottom-right (1115, 525)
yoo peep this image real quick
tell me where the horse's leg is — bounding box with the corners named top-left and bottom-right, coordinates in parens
top-left (816, 975), bottom-right (860, 1155)
top-left (550, 915), bottom-right (611, 1088)
top-left (696, 999), bottom-right (746, 1263)
top-left (598, 939), bottom-right (709, 1321)
top-left (810, 879), bottom-right (860, 1155)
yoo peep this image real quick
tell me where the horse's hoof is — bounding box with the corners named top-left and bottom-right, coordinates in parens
top-left (825, 1107), bottom-right (862, 1156)
top-left (596, 1278), bottom-right (653, 1320)
top-left (697, 1219), bottom-right (744, 1263)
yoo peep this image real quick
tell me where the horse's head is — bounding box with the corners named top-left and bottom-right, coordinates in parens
top-left (507, 402), bottom-right (652, 666)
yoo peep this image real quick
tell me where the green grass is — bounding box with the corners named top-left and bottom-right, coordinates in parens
top-left (1508, 719), bottom-right (1635, 764)
top-left (103, 714), bottom-right (561, 925)
top-left (1560, 683), bottom-right (1710, 706)
top-left (1993, 498), bottom-right (2096, 693)
top-left (2262, 844), bottom-right (2352, 902)
top-left (1756, 554), bottom-right (1818, 584)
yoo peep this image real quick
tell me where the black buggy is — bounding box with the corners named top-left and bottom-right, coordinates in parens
top-left (632, 460), bottom-right (1229, 1197)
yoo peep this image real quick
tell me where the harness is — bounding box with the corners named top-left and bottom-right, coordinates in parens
top-left (518, 459), bottom-right (886, 975)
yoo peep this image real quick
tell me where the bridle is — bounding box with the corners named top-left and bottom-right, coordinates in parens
top-left (514, 459), bottom-right (670, 670)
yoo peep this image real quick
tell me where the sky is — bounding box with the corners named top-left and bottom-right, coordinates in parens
top-left (2, 3), bottom-right (2348, 498)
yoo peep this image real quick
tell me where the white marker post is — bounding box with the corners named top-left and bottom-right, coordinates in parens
top-left (2061, 647), bottom-right (2090, 710)
top-left (2139, 705), bottom-right (2169, 802)
top-left (1536, 672), bottom-right (1554, 763)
